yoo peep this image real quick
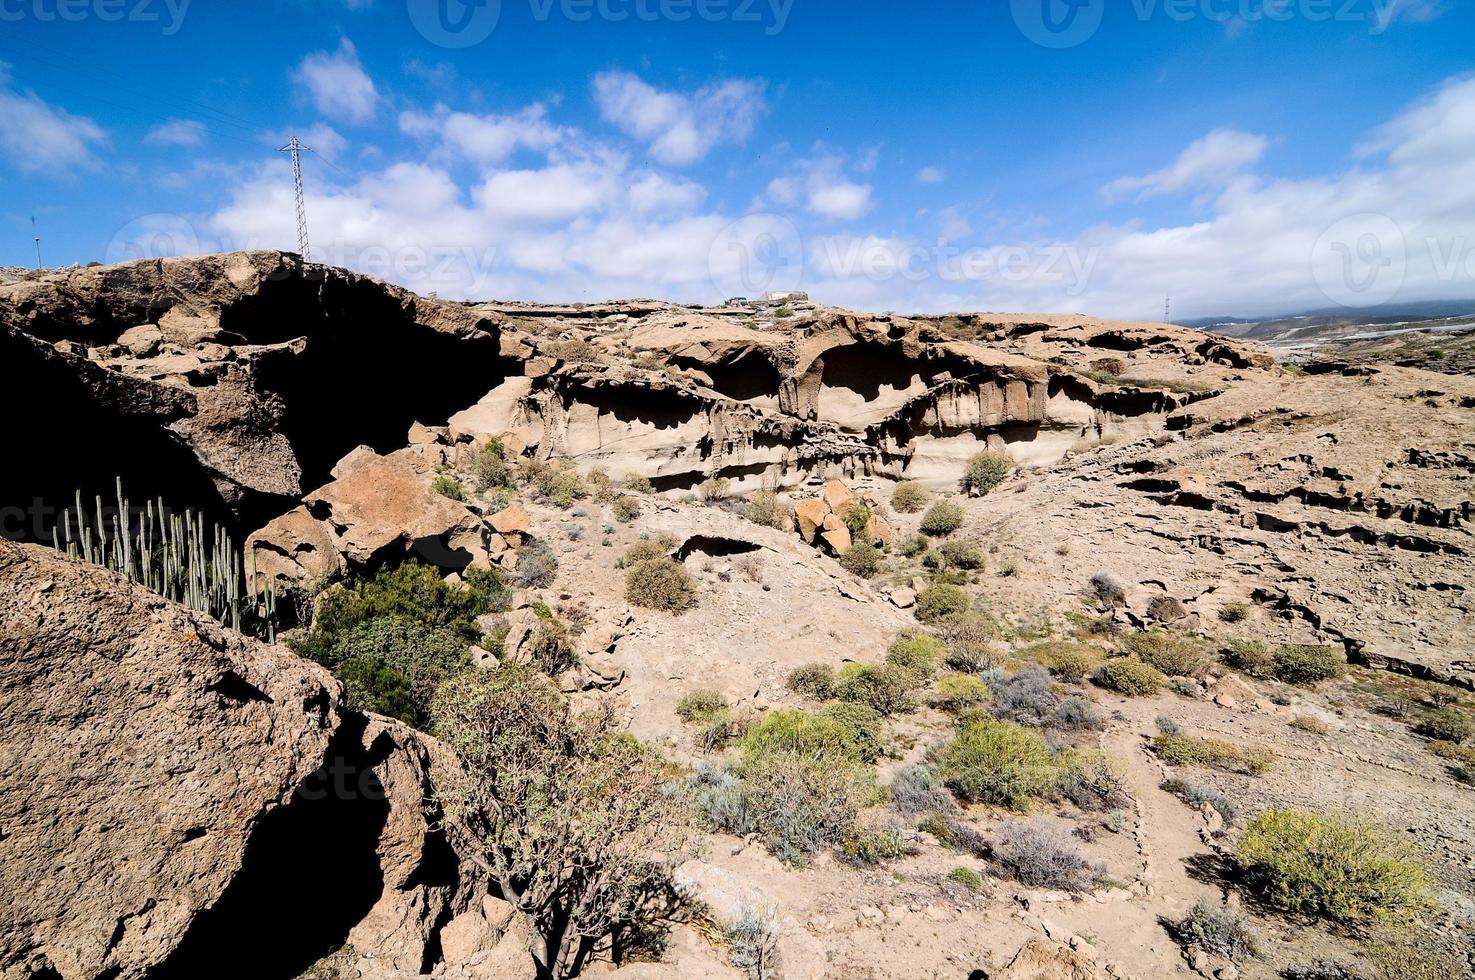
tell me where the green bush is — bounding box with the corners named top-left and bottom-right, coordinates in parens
top-left (515, 538), bottom-right (559, 588)
top-left (946, 866), bottom-right (984, 892)
top-left (919, 501), bottom-right (965, 536)
top-left (1272, 645), bottom-right (1347, 686)
top-left (1417, 707), bottom-right (1474, 744)
top-left (939, 719), bottom-right (1061, 810)
top-left (938, 538), bottom-right (986, 570)
top-left (620, 473), bottom-right (654, 494)
top-left (915, 583), bottom-right (969, 623)
top-left (616, 534), bottom-right (678, 568)
top-left (431, 474), bottom-right (466, 501)
top-left (838, 541), bottom-right (884, 578)
top-left (1228, 641), bottom-right (1346, 686)
top-left (1152, 733), bottom-right (1275, 775)
top-left (612, 496), bottom-right (641, 523)
top-left (522, 457), bottom-right (589, 508)
top-left (839, 823), bottom-right (916, 867)
top-left (1218, 602), bottom-right (1250, 623)
top-left (1236, 810), bottom-right (1433, 926)
top-left (1223, 640), bottom-right (1276, 679)
top-left (326, 615), bottom-right (472, 725)
top-left (935, 674), bottom-right (990, 713)
top-left (677, 689), bottom-right (727, 723)
top-left (1026, 641), bottom-right (1106, 680)
top-left (942, 612), bottom-right (1000, 671)
top-left (731, 751), bottom-right (869, 865)
top-left (1093, 658), bottom-right (1165, 696)
top-left (786, 662), bottom-right (836, 700)
top-left (962, 450), bottom-right (1014, 496)
top-left (698, 476), bottom-right (732, 501)
top-left (891, 481), bottom-right (929, 513)
top-left (835, 663), bottom-right (919, 716)
top-left (473, 438), bottom-right (513, 491)
top-left (742, 490), bottom-right (793, 530)
top-left (294, 561), bottom-right (507, 664)
top-left (841, 502), bottom-right (872, 540)
top-left (1123, 631), bottom-right (1210, 677)
top-left (338, 654), bottom-right (419, 725)
top-left (625, 557), bottom-right (696, 613)
top-left (898, 534), bottom-right (929, 558)
top-left (1170, 897), bottom-right (1261, 961)
top-left (741, 706), bottom-right (884, 764)
top-left (884, 632), bottom-right (945, 684)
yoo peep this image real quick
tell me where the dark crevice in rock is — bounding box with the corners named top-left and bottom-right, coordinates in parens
top-left (205, 671), bottom-right (272, 705)
top-left (148, 714), bottom-right (390, 980)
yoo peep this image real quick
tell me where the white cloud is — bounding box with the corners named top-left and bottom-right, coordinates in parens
top-left (938, 207), bottom-right (972, 243)
top-left (0, 69), bottom-right (106, 174)
top-left (145, 119), bottom-right (206, 147)
top-left (293, 39), bottom-right (378, 125)
top-left (203, 72), bottom-right (1475, 321)
top-left (763, 151), bottom-right (873, 221)
top-left (1101, 128), bottom-right (1269, 204)
top-left (592, 71), bottom-right (765, 166)
top-left (628, 172), bottom-right (707, 215)
top-left (400, 104), bottom-right (566, 164)
top-left (915, 166), bottom-right (945, 184)
top-left (807, 181), bottom-right (872, 221)
top-left (474, 162), bottom-right (620, 224)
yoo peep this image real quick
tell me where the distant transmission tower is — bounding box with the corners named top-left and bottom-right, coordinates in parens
top-left (1164, 295), bottom-right (1172, 326)
top-left (280, 134), bottom-right (313, 261)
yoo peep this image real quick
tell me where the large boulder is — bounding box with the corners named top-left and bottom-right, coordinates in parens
top-left (0, 540), bottom-right (488, 979)
top-left (247, 447), bottom-right (493, 583)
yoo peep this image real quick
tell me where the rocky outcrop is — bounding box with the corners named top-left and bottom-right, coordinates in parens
top-left (0, 252), bottom-right (511, 535)
top-left (0, 540), bottom-right (493, 979)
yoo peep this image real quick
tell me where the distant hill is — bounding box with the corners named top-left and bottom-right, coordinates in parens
top-left (1183, 300), bottom-right (1475, 344)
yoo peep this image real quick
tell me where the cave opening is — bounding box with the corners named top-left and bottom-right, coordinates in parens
top-left (147, 715), bottom-right (391, 980)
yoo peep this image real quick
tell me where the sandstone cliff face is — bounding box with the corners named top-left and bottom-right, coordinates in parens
top-left (0, 253), bottom-right (1256, 541)
top-left (0, 541), bottom-right (486, 980)
top-left (0, 253), bottom-right (511, 532)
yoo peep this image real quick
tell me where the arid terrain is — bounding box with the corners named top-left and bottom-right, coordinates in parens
top-left (1, 252), bottom-right (1472, 980)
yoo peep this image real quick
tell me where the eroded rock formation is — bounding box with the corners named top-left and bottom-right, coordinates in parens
top-left (0, 540), bottom-right (492, 979)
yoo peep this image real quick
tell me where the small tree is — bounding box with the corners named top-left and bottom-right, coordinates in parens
top-left (433, 664), bottom-right (688, 979)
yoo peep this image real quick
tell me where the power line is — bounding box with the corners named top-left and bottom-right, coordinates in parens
top-left (280, 135), bottom-right (312, 261)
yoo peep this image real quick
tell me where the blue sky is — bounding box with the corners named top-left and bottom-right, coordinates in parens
top-left (2, 0), bottom-right (1473, 318)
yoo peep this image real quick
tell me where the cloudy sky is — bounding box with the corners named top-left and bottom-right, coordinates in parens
top-left (1, 0), bottom-right (1473, 320)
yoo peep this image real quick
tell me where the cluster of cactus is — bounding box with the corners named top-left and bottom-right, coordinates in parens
top-left (50, 477), bottom-right (279, 641)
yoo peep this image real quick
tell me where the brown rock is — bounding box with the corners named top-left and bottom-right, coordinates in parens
top-left (489, 501), bottom-right (531, 535)
top-left (794, 499), bottom-right (829, 543)
top-left (890, 588), bottom-right (917, 608)
top-left (0, 540), bottom-right (485, 978)
top-left (821, 523), bottom-right (852, 555)
top-left (823, 479), bottom-right (856, 513)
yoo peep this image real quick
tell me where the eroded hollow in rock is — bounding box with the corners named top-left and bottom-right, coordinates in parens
top-left (148, 716), bottom-right (390, 980)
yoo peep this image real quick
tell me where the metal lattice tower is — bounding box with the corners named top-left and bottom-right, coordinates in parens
top-left (280, 135), bottom-right (313, 261)
top-left (1164, 295), bottom-right (1171, 326)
